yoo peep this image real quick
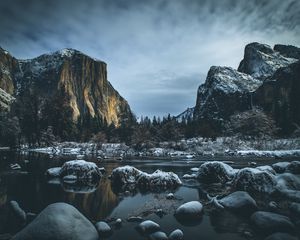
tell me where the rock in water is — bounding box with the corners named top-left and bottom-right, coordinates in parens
top-left (251, 211), bottom-right (295, 234)
top-left (148, 231), bottom-right (168, 240)
top-left (233, 167), bottom-right (276, 193)
top-left (272, 162), bottom-right (290, 174)
top-left (136, 220), bottom-right (160, 234)
top-left (169, 229), bottom-right (184, 240)
top-left (95, 221), bottom-right (112, 237)
top-left (264, 233), bottom-right (298, 240)
top-left (137, 170), bottom-right (182, 189)
top-left (218, 191), bottom-right (257, 214)
top-left (197, 161), bottom-right (235, 184)
top-left (110, 165), bottom-right (143, 185)
top-left (276, 173), bottom-right (300, 191)
top-left (175, 201), bottom-right (203, 221)
top-left (12, 203), bottom-right (98, 240)
top-left (45, 167), bottom-right (61, 178)
top-left (59, 160), bottom-right (102, 182)
top-left (286, 161), bottom-right (300, 174)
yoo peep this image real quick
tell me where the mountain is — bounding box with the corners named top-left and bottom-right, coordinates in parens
top-left (175, 107), bottom-right (194, 122)
top-left (0, 47), bottom-right (134, 140)
top-left (193, 42), bottom-right (300, 136)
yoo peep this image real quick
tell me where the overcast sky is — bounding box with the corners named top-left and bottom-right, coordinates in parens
top-left (0, 0), bottom-right (299, 118)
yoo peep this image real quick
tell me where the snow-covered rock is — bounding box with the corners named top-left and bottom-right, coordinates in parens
top-left (45, 167), bottom-right (61, 178)
top-left (136, 220), bottom-right (160, 234)
top-left (286, 161), bottom-right (300, 174)
top-left (197, 161), bottom-right (235, 183)
top-left (251, 211), bottom-right (295, 234)
top-left (110, 165), bottom-right (142, 185)
top-left (169, 229), bottom-right (184, 240)
top-left (12, 203), bottom-right (98, 240)
top-left (233, 167), bottom-right (276, 193)
top-left (137, 170), bottom-right (182, 189)
top-left (238, 42), bottom-right (297, 79)
top-left (175, 201), bottom-right (203, 221)
top-left (264, 232), bottom-right (298, 240)
top-left (276, 173), bottom-right (300, 191)
top-left (272, 162), bottom-right (290, 174)
top-left (182, 174), bottom-right (197, 179)
top-left (218, 191), bottom-right (257, 213)
top-left (148, 231), bottom-right (168, 240)
top-left (111, 166), bottom-right (181, 190)
top-left (166, 193), bottom-right (175, 199)
top-left (59, 160), bottom-right (102, 182)
top-left (95, 221), bottom-right (112, 237)
top-left (256, 165), bottom-right (276, 175)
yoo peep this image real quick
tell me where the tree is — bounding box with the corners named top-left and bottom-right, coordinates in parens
top-left (224, 108), bottom-right (278, 138)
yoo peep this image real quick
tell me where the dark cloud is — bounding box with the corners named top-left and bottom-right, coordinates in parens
top-left (0, 0), bottom-right (299, 117)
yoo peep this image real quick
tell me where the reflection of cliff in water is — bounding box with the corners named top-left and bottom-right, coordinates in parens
top-left (62, 164), bottom-right (120, 222)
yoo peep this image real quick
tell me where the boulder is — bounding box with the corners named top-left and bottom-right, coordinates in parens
top-left (218, 191), bottom-right (257, 214)
top-left (276, 173), bottom-right (300, 191)
top-left (110, 165), bottom-right (142, 185)
top-left (45, 167), bottom-right (61, 178)
top-left (12, 203), bottom-right (98, 240)
top-left (251, 211), bottom-right (295, 234)
top-left (174, 201), bottom-right (203, 221)
top-left (148, 231), bottom-right (168, 240)
top-left (289, 202), bottom-right (300, 218)
top-left (264, 232), bottom-right (298, 240)
top-left (169, 229), bottom-right (184, 240)
top-left (136, 220), bottom-right (160, 234)
top-left (59, 160), bottom-right (102, 182)
top-left (137, 170), bottom-right (182, 189)
top-left (286, 161), bottom-right (300, 174)
top-left (233, 167), bottom-right (276, 193)
top-left (256, 165), bottom-right (276, 175)
top-left (196, 161), bottom-right (235, 184)
top-left (272, 162), bottom-right (290, 174)
top-left (95, 221), bottom-right (112, 237)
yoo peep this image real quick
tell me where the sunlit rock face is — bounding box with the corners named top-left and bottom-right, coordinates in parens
top-left (0, 48), bottom-right (134, 139)
top-left (0, 47), bottom-right (20, 95)
top-left (18, 48), bottom-right (133, 126)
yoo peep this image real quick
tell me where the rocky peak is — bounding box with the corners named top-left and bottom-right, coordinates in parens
top-left (194, 66), bottom-right (261, 120)
top-left (274, 44), bottom-right (300, 59)
top-left (238, 42), bottom-right (297, 79)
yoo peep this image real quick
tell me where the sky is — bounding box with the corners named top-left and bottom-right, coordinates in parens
top-left (0, 0), bottom-right (299, 118)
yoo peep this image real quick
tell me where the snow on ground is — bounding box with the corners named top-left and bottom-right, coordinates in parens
top-left (28, 137), bottom-right (300, 158)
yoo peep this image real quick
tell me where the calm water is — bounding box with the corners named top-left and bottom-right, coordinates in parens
top-left (0, 151), bottom-right (295, 239)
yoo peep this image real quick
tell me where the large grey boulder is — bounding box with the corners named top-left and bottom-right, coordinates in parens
top-left (12, 203), bottom-right (98, 240)
top-left (264, 232), bottom-right (298, 240)
top-left (233, 167), bottom-right (276, 193)
top-left (196, 161), bottom-right (235, 184)
top-left (251, 211), bottom-right (295, 234)
top-left (272, 162), bottom-right (290, 174)
top-left (110, 165), bottom-right (143, 185)
top-left (174, 201), bottom-right (203, 221)
top-left (59, 160), bottom-right (102, 182)
top-left (218, 191), bottom-right (257, 214)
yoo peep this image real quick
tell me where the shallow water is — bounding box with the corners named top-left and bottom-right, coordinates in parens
top-left (0, 151), bottom-right (298, 239)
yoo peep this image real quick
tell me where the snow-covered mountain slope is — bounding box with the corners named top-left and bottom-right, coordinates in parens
top-left (176, 107), bottom-right (194, 122)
